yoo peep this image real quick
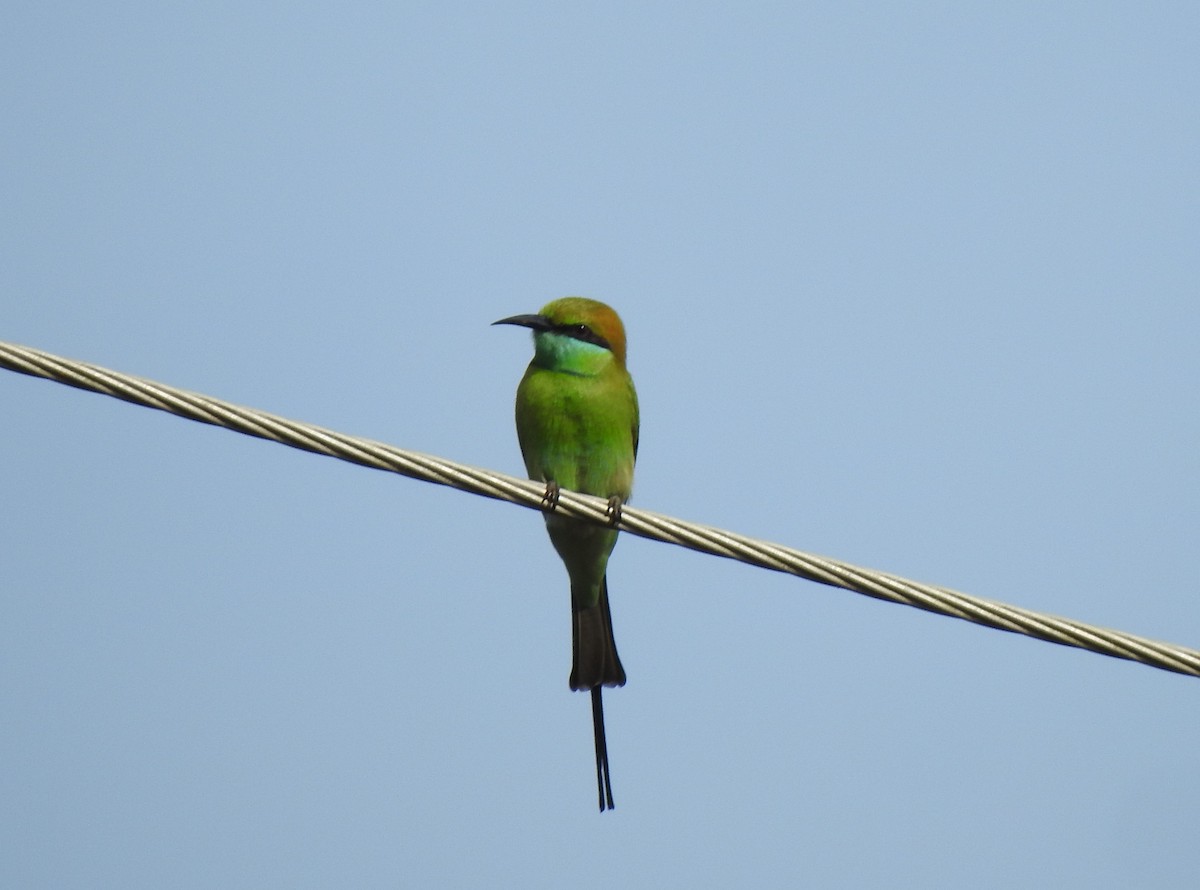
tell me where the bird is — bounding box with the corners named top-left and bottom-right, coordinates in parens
top-left (493, 297), bottom-right (639, 811)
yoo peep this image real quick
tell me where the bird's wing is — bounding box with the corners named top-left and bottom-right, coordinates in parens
top-left (629, 377), bottom-right (640, 460)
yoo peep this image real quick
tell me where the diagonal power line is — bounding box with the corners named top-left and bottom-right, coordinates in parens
top-left (3, 338), bottom-right (1198, 678)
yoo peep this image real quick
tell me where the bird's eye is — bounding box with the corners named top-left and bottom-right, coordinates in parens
top-left (558, 321), bottom-right (609, 350)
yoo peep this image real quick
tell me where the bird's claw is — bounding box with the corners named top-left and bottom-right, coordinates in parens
top-left (606, 496), bottom-right (624, 527)
top-left (541, 481), bottom-right (561, 512)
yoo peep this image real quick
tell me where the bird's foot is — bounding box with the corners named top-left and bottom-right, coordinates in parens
top-left (541, 480), bottom-right (561, 512)
top-left (605, 495), bottom-right (624, 527)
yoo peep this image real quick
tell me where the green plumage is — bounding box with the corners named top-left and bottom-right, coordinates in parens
top-left (514, 340), bottom-right (638, 617)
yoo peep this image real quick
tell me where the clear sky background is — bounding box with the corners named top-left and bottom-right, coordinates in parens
top-left (2, 3), bottom-right (1197, 887)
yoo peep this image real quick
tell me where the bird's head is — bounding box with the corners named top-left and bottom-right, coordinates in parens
top-left (493, 297), bottom-right (629, 372)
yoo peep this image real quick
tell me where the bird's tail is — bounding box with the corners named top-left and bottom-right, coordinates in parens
top-left (571, 576), bottom-right (625, 811)
top-left (569, 576), bottom-right (626, 690)
top-left (590, 687), bottom-right (614, 811)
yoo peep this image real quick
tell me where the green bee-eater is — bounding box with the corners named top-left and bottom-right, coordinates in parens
top-left (493, 297), bottom-right (638, 812)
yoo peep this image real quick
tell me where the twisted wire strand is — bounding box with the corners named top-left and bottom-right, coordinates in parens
top-left (3, 338), bottom-right (1198, 678)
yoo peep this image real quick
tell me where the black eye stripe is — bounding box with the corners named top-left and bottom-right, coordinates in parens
top-left (554, 322), bottom-right (611, 351)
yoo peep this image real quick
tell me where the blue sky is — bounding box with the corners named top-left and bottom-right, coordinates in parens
top-left (2, 3), bottom-right (1198, 887)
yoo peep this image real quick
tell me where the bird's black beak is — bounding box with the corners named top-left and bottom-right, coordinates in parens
top-left (492, 313), bottom-right (552, 331)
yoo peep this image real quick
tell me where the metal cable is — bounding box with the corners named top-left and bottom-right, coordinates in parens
top-left (3, 338), bottom-right (1198, 678)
